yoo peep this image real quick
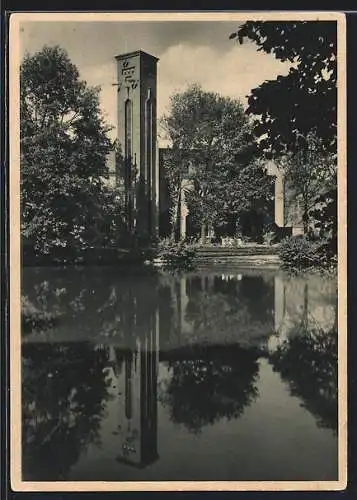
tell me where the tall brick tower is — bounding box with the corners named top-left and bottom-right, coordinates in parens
top-left (115, 50), bottom-right (159, 237)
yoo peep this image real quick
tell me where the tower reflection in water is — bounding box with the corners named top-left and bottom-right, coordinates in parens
top-left (110, 335), bottom-right (159, 468)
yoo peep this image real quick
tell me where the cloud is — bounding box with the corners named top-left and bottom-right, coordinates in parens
top-left (79, 41), bottom-right (293, 144)
top-left (158, 42), bottom-right (292, 116)
top-left (20, 20), bottom-right (293, 145)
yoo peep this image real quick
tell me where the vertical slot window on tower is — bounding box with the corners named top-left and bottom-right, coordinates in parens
top-left (145, 94), bottom-right (152, 180)
top-left (145, 91), bottom-right (153, 227)
top-left (124, 98), bottom-right (133, 229)
top-left (125, 99), bottom-right (132, 160)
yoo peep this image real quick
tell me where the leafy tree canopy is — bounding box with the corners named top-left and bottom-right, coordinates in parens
top-left (21, 45), bottom-right (116, 255)
top-left (160, 84), bottom-right (271, 240)
top-left (279, 131), bottom-right (337, 233)
top-left (230, 21), bottom-right (337, 155)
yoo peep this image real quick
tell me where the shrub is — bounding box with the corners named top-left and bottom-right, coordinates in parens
top-left (156, 238), bottom-right (197, 270)
top-left (22, 296), bottom-right (61, 334)
top-left (262, 229), bottom-right (276, 245)
top-left (278, 235), bottom-right (333, 271)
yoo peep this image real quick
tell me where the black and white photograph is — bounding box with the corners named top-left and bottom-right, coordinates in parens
top-left (9, 11), bottom-right (347, 491)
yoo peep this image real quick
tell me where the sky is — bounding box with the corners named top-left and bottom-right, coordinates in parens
top-left (19, 19), bottom-right (293, 144)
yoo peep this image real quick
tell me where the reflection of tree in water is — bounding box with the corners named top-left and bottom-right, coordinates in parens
top-left (184, 276), bottom-right (274, 345)
top-left (186, 291), bottom-right (252, 332)
top-left (22, 342), bottom-right (112, 480)
top-left (159, 346), bottom-right (260, 434)
top-left (22, 269), bottom-right (275, 346)
top-left (239, 276), bottom-right (274, 324)
top-left (21, 267), bottom-right (162, 343)
top-left (270, 327), bottom-right (338, 433)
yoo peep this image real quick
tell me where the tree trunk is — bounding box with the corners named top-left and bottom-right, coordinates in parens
top-left (303, 212), bottom-right (309, 235)
top-left (200, 223), bottom-right (206, 244)
top-left (171, 187), bottom-right (182, 242)
top-left (208, 223), bottom-right (214, 241)
top-left (303, 201), bottom-right (309, 235)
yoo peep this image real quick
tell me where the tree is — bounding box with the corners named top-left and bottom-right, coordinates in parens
top-left (310, 187), bottom-right (337, 256)
top-left (230, 21), bottom-right (337, 155)
top-left (279, 132), bottom-right (337, 234)
top-left (216, 158), bottom-right (274, 238)
top-left (20, 45), bottom-right (115, 255)
top-left (160, 84), bottom-right (270, 242)
top-left (159, 147), bottom-right (191, 240)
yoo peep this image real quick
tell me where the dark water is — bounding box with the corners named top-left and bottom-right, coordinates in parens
top-left (21, 266), bottom-right (338, 482)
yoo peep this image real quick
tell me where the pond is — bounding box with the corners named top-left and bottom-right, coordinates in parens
top-left (21, 265), bottom-right (338, 482)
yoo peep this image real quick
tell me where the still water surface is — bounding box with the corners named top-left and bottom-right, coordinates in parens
top-left (21, 266), bottom-right (338, 482)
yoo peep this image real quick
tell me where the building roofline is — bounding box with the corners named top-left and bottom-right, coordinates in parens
top-left (115, 49), bottom-right (159, 62)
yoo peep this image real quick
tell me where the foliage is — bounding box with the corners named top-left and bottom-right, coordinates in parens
top-left (221, 160), bottom-right (274, 217)
top-left (278, 135), bottom-right (337, 270)
top-left (279, 132), bottom-right (337, 233)
top-left (21, 295), bottom-right (61, 334)
top-left (159, 148), bottom-right (192, 240)
top-left (21, 45), bottom-right (116, 256)
top-left (160, 84), bottom-right (271, 241)
top-left (262, 229), bottom-right (276, 245)
top-left (310, 187), bottom-right (337, 257)
top-left (278, 235), bottom-right (335, 271)
top-left (230, 21), bottom-right (337, 155)
top-left (156, 238), bottom-right (197, 270)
